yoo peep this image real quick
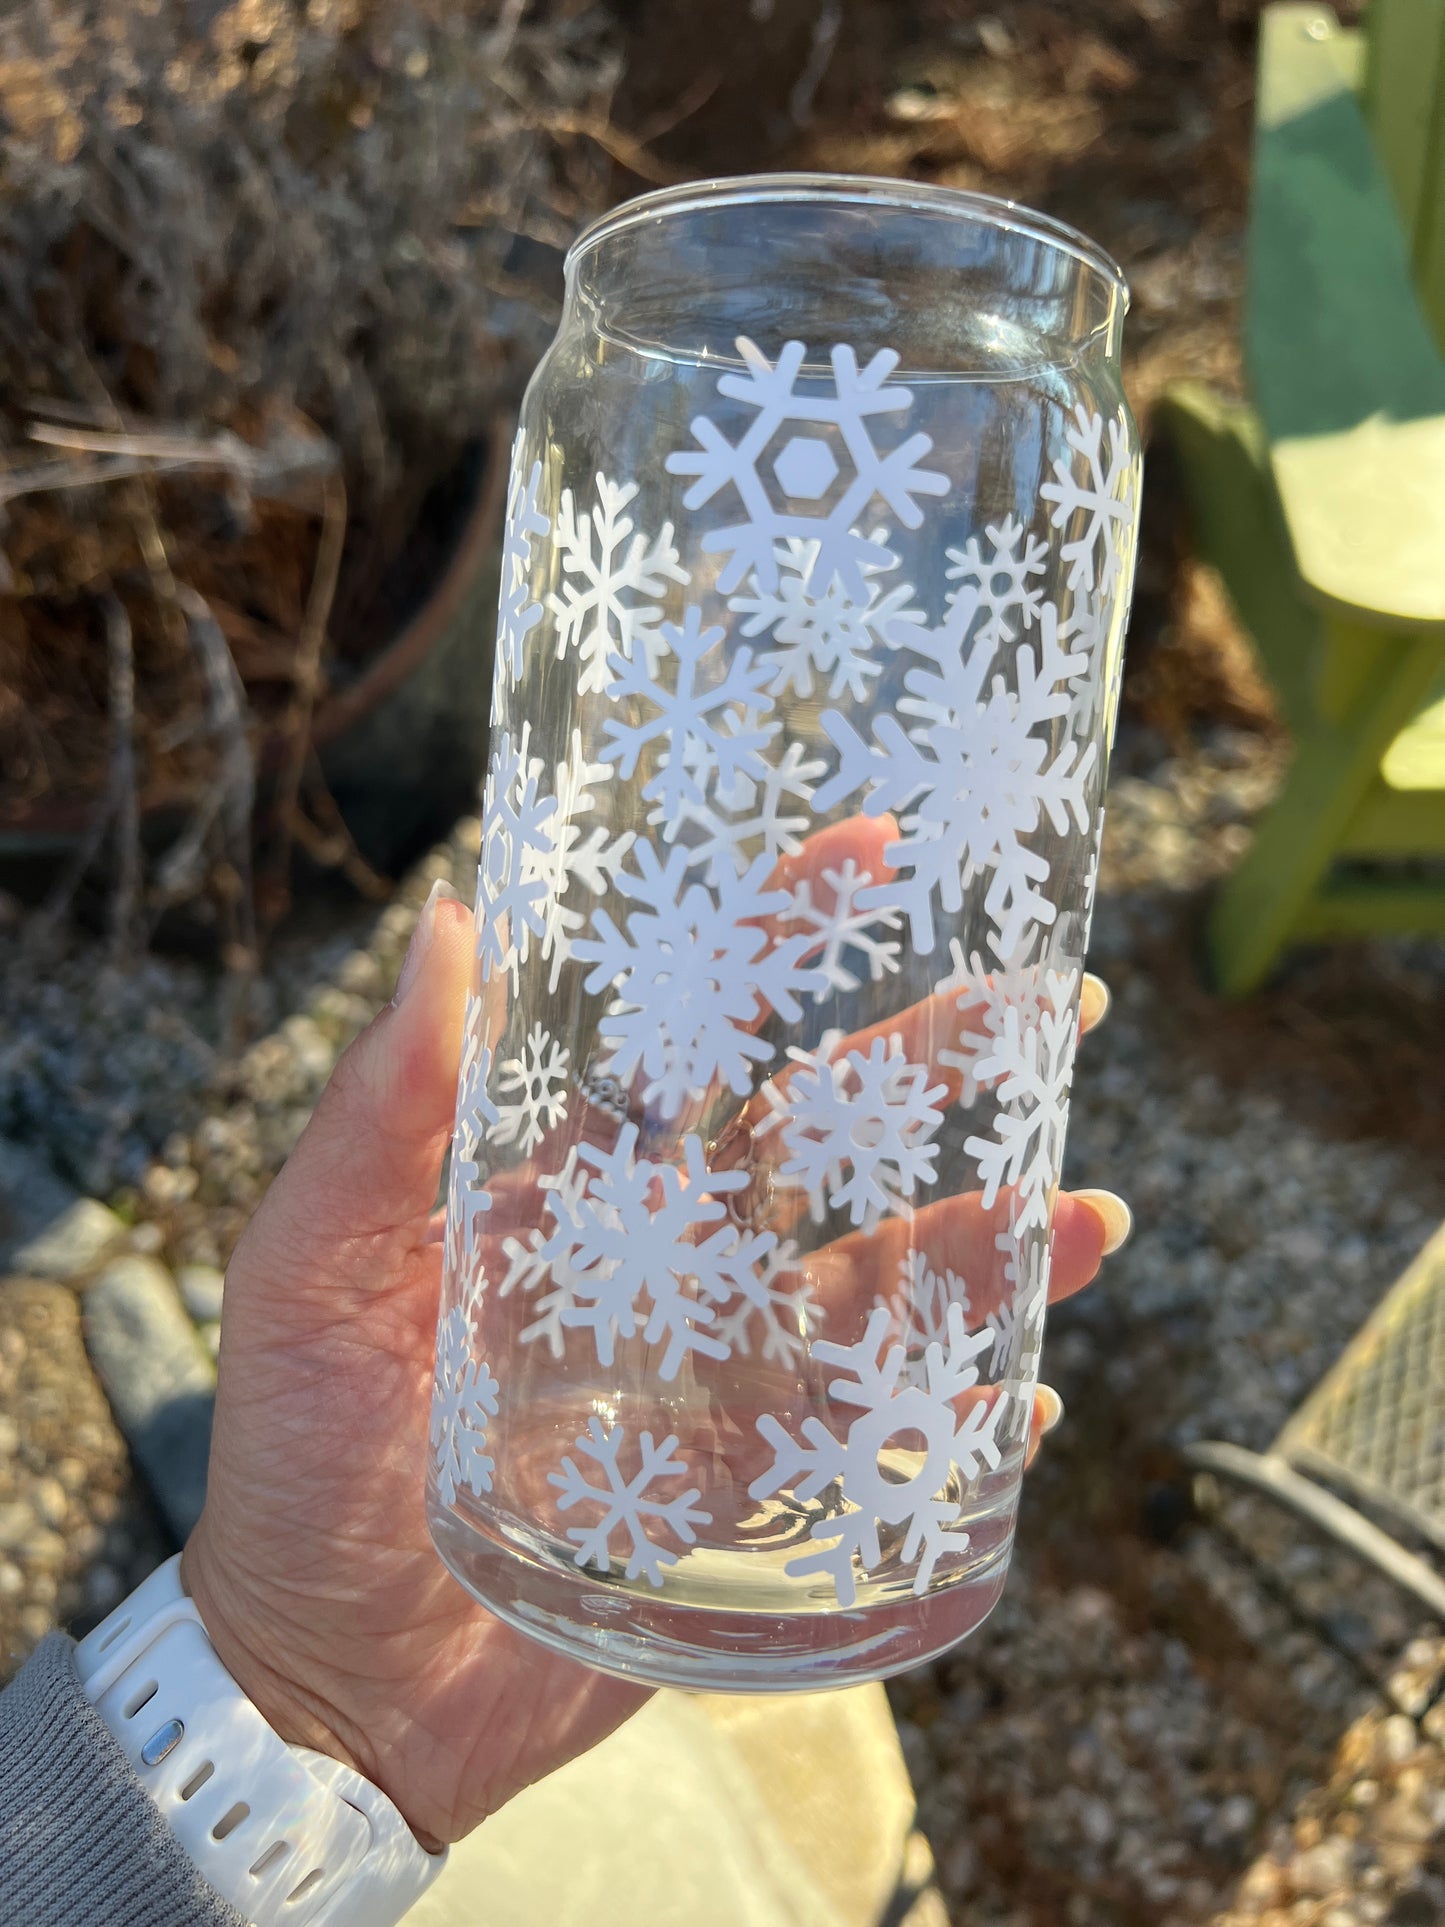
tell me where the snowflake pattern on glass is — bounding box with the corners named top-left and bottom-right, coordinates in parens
top-left (430, 1306), bottom-right (499, 1506)
top-left (533, 1125), bottom-right (777, 1380)
top-left (1040, 403), bottom-right (1137, 597)
top-left (476, 724), bottom-right (555, 986)
top-left (548, 473), bottom-right (688, 692)
top-left (665, 337), bottom-right (949, 598)
top-left (549, 1419), bottom-right (711, 1587)
top-left (786, 857), bottom-right (903, 997)
top-left (944, 514), bottom-right (1048, 650)
top-left (749, 1303), bottom-right (1004, 1606)
top-left (962, 960), bottom-right (1082, 1233)
top-left (496, 446), bottom-right (549, 685)
top-left (489, 1023), bottom-right (569, 1156)
top-left (730, 531), bottom-right (924, 702)
top-left (877, 1249), bottom-right (973, 1387)
top-left (760, 1033), bottom-right (947, 1231)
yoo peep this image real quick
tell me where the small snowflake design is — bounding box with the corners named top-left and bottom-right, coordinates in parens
top-left (671, 735), bottom-right (826, 887)
top-left (711, 1239), bottom-right (822, 1371)
top-left (665, 337), bottom-right (949, 599)
top-left (730, 531), bottom-right (924, 702)
top-left (430, 1306), bottom-right (499, 1506)
top-left (878, 1249), bottom-right (973, 1385)
top-left (489, 1024), bottom-right (569, 1156)
top-left (787, 857), bottom-right (902, 997)
top-left (573, 840), bottom-right (821, 1118)
top-left (532, 730), bottom-right (634, 993)
top-left (944, 514), bottom-right (1047, 649)
top-left (536, 1125), bottom-right (776, 1380)
top-left (600, 605), bottom-right (775, 829)
top-left (496, 444), bottom-right (548, 685)
top-left (750, 1302), bottom-right (1004, 1606)
top-left (1039, 404), bottom-right (1137, 597)
top-left (498, 1145), bottom-right (591, 1358)
top-left (963, 961), bottom-right (1081, 1233)
top-left (548, 473), bottom-right (688, 693)
top-left (761, 1033), bottom-right (947, 1232)
top-left (446, 1040), bottom-right (498, 1276)
top-left (549, 1419), bottom-right (711, 1588)
top-left (476, 724), bottom-right (555, 985)
top-left (816, 592), bottom-right (1097, 961)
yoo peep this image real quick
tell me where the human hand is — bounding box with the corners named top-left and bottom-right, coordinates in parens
top-left (183, 847), bottom-right (1123, 1850)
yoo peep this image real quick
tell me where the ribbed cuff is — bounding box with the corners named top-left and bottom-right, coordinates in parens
top-left (0, 1632), bottom-right (246, 1927)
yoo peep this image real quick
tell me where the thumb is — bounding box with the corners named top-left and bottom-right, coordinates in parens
top-left (231, 881), bottom-right (475, 1302)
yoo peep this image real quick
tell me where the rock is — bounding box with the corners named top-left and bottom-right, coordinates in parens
top-left (0, 1134), bottom-right (125, 1282)
top-left (0, 1415), bottom-right (17, 1459)
top-left (84, 1256), bottom-right (215, 1540)
top-left (0, 1503), bottom-right (32, 1552)
top-left (1292, 1836), bottom-right (1355, 1897)
top-left (0, 1563), bottom-right (21, 1600)
top-left (21, 1528), bottom-right (67, 1569)
top-left (31, 1478), bottom-right (67, 1528)
top-left (177, 1263), bottom-right (225, 1323)
top-left (128, 1222), bottom-right (165, 1256)
top-left (1373, 1715), bottom-right (1417, 1768)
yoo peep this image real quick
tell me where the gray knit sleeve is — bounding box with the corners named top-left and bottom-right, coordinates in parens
top-left (0, 1633), bottom-right (247, 1927)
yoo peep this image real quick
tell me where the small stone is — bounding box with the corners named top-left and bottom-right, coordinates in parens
top-left (31, 1477), bottom-right (67, 1528)
top-left (177, 1264), bottom-right (225, 1324)
top-left (22, 1527), bottom-right (68, 1569)
top-left (10, 1196), bottom-right (126, 1282)
top-left (1293, 1836), bottom-right (1354, 1896)
top-left (0, 1415), bottom-right (18, 1458)
top-left (0, 1561), bottom-right (22, 1599)
top-left (18, 1604), bottom-right (52, 1643)
top-left (128, 1222), bottom-right (165, 1255)
top-left (84, 1256), bottom-right (215, 1540)
top-left (0, 1502), bottom-right (32, 1551)
top-left (200, 1321), bottom-right (221, 1360)
top-left (142, 1163), bottom-right (199, 1208)
top-left (1373, 1715), bottom-right (1417, 1767)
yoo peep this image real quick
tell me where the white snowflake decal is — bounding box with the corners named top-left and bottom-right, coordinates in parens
top-left (671, 737), bottom-right (825, 886)
top-left (963, 962), bottom-right (1081, 1233)
top-left (549, 1419), bottom-right (710, 1588)
top-left (1039, 404), bottom-right (1137, 597)
top-left (489, 1023), bottom-right (569, 1156)
top-left (536, 1125), bottom-right (776, 1379)
top-left (750, 1302), bottom-right (1004, 1606)
top-left (548, 473), bottom-right (688, 693)
top-left (497, 1145), bottom-right (592, 1357)
top-left (730, 531), bottom-right (923, 702)
top-left (878, 1249), bottom-right (973, 1386)
top-left (665, 337), bottom-right (949, 599)
top-left (938, 936), bottom-right (1050, 1108)
top-left (430, 1306), bottom-right (499, 1506)
top-left (787, 857), bottom-right (903, 997)
top-left (815, 592), bottom-right (1097, 960)
top-left (476, 724), bottom-right (555, 985)
top-left (573, 841), bottom-right (821, 1118)
top-left (760, 1032), bottom-right (947, 1231)
top-left (446, 1041), bottom-right (499, 1277)
top-left (496, 446), bottom-right (548, 685)
top-left (944, 514), bottom-right (1047, 649)
top-left (997, 1220), bottom-right (1049, 1442)
top-left (526, 730), bottom-right (635, 993)
top-left (600, 606), bottom-right (775, 827)
top-left (711, 1239), bottom-right (821, 1370)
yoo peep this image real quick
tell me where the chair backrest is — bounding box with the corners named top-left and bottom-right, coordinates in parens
top-left (1363, 0), bottom-right (1445, 346)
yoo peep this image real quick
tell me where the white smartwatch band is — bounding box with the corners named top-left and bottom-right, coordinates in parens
top-left (74, 1556), bottom-right (446, 1926)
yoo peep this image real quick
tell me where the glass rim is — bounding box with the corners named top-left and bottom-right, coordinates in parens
top-left (566, 171), bottom-right (1129, 302)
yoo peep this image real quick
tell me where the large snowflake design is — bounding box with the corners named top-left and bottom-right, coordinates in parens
top-left (711, 1239), bottom-right (822, 1371)
top-left (786, 857), bottom-right (903, 997)
top-left (760, 1032), bottom-right (947, 1231)
top-left (496, 446), bottom-right (548, 685)
top-left (430, 1306), bottom-right (499, 1506)
top-left (944, 514), bottom-right (1048, 649)
top-left (730, 532), bottom-right (923, 702)
top-left (446, 1039), bottom-right (499, 1276)
top-left (962, 962), bottom-right (1081, 1232)
top-left (537, 1125), bottom-right (776, 1380)
top-left (497, 1145), bottom-right (592, 1358)
top-left (939, 936), bottom-right (1052, 1108)
top-left (671, 737), bottom-right (826, 887)
top-left (815, 591), bottom-right (1097, 961)
top-left (525, 730), bottom-right (634, 993)
top-left (750, 1303), bottom-right (1003, 1606)
top-left (476, 724), bottom-right (555, 985)
top-left (878, 1249), bottom-right (973, 1386)
top-left (548, 473), bottom-right (688, 693)
top-left (1039, 404), bottom-right (1137, 597)
top-left (572, 840), bottom-right (821, 1118)
top-left (600, 606), bottom-right (775, 827)
top-left (549, 1419), bottom-right (711, 1588)
top-left (665, 337), bottom-right (949, 599)
top-left (489, 1023), bottom-right (569, 1156)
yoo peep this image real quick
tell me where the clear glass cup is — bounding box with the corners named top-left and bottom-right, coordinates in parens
top-left (428, 174), bottom-right (1139, 1691)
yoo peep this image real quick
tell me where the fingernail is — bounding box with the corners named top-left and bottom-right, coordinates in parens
top-left (1074, 1187), bottom-right (1133, 1255)
top-left (1080, 972), bottom-right (1112, 1031)
top-left (1036, 1385), bottom-right (1065, 1435)
top-left (392, 879), bottom-right (464, 1007)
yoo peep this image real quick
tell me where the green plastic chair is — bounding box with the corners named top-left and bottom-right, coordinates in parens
top-left (1160, 1), bottom-right (1445, 995)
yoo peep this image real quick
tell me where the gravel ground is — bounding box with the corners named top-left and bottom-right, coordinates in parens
top-left (2, 727), bottom-right (1444, 1924)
